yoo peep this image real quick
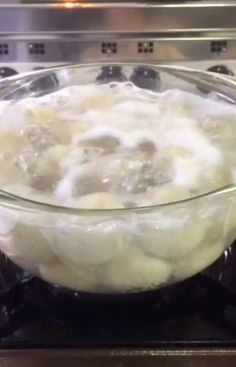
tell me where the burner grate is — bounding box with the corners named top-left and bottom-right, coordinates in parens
top-left (0, 246), bottom-right (236, 348)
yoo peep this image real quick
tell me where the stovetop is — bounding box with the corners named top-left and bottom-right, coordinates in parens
top-left (1, 245), bottom-right (236, 350)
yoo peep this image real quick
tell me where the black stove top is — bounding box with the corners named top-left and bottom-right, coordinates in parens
top-left (1, 245), bottom-right (236, 350)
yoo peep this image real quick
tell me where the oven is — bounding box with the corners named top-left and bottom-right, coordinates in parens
top-left (1, 1), bottom-right (236, 77)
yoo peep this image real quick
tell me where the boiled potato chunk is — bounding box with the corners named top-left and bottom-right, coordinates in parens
top-left (0, 224), bottom-right (55, 266)
top-left (0, 132), bottom-right (27, 159)
top-left (173, 239), bottom-right (225, 280)
top-left (2, 183), bottom-right (56, 205)
top-left (222, 196), bottom-right (236, 244)
top-left (25, 105), bottom-right (56, 126)
top-left (0, 163), bottom-right (24, 186)
top-left (55, 164), bottom-right (107, 200)
top-left (99, 152), bottom-right (172, 194)
top-left (46, 219), bottom-right (126, 265)
top-left (40, 144), bottom-right (70, 164)
top-left (52, 120), bottom-right (72, 145)
top-left (78, 93), bottom-right (116, 113)
top-left (199, 165), bottom-right (232, 193)
top-left (158, 146), bottom-right (193, 160)
top-left (1, 248), bottom-right (40, 275)
top-left (0, 207), bottom-right (19, 236)
top-left (39, 261), bottom-right (97, 292)
top-left (30, 145), bottom-right (70, 191)
top-left (200, 118), bottom-right (233, 139)
top-left (70, 121), bottom-right (91, 137)
top-left (135, 216), bottom-right (209, 260)
top-left (145, 184), bottom-right (192, 205)
top-left (103, 249), bottom-right (171, 292)
top-left (78, 135), bottom-right (120, 154)
top-left (136, 140), bottom-right (156, 155)
top-left (74, 192), bottom-right (123, 209)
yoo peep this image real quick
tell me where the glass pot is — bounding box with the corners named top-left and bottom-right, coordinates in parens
top-left (0, 63), bottom-right (235, 294)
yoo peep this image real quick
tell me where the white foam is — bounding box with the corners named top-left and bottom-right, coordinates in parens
top-left (0, 81), bottom-right (233, 207)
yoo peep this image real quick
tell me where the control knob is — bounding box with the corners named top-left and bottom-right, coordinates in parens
top-left (0, 67), bottom-right (18, 79)
top-left (130, 67), bottom-right (160, 91)
top-left (207, 65), bottom-right (234, 76)
top-left (96, 66), bottom-right (127, 84)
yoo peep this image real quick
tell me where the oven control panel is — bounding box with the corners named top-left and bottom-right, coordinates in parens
top-left (0, 39), bottom-right (236, 79)
top-left (0, 38), bottom-right (235, 60)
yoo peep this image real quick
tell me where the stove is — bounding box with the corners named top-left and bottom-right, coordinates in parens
top-left (1, 1), bottom-right (236, 365)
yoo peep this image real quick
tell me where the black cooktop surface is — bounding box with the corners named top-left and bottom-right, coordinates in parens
top-left (1, 245), bottom-right (236, 349)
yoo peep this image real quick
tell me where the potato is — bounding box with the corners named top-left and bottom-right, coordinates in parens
top-left (2, 250), bottom-right (40, 275)
top-left (55, 164), bottom-right (107, 200)
top-left (0, 207), bottom-right (19, 236)
top-left (0, 163), bottom-right (24, 186)
top-left (52, 120), bottom-right (72, 145)
top-left (30, 145), bottom-right (70, 191)
top-left (145, 184), bottom-right (192, 205)
top-left (134, 216), bottom-right (209, 260)
top-left (26, 104), bottom-right (71, 145)
top-left (1, 184), bottom-right (56, 206)
top-left (77, 93), bottom-right (116, 113)
top-left (173, 239), bottom-right (225, 280)
top-left (160, 91), bottom-right (191, 116)
top-left (69, 122), bottom-right (93, 145)
top-left (136, 140), bottom-right (156, 155)
top-left (198, 165), bottom-right (232, 193)
top-left (74, 192), bottom-right (123, 209)
top-left (158, 146), bottom-right (193, 160)
top-left (99, 152), bottom-right (171, 194)
top-left (39, 260), bottom-right (97, 292)
top-left (30, 173), bottom-right (60, 192)
top-left (41, 144), bottom-right (70, 164)
top-left (200, 118), bottom-right (233, 139)
top-left (0, 224), bottom-right (55, 266)
top-left (23, 124), bottom-right (55, 151)
top-left (78, 135), bottom-right (120, 154)
top-left (103, 249), bottom-right (171, 292)
top-left (222, 197), bottom-right (236, 245)
top-left (0, 132), bottom-right (27, 159)
top-left (45, 219), bottom-right (126, 266)
top-left (25, 105), bottom-right (56, 126)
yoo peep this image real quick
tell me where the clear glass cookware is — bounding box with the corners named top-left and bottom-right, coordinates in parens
top-left (0, 63), bottom-right (235, 294)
